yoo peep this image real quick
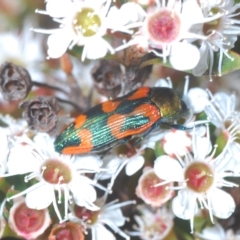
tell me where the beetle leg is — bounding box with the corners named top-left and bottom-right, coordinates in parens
top-left (163, 122), bottom-right (205, 130)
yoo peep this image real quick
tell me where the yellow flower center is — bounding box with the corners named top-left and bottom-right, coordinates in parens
top-left (73, 8), bottom-right (101, 37)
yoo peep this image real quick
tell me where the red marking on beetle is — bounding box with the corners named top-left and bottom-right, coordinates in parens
top-left (107, 103), bottom-right (161, 139)
top-left (62, 129), bottom-right (93, 154)
top-left (127, 87), bottom-right (150, 100)
top-left (102, 100), bottom-right (121, 113)
top-left (74, 115), bottom-right (87, 129)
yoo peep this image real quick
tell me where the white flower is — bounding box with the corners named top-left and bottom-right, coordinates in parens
top-left (154, 126), bottom-right (238, 232)
top-left (129, 205), bottom-right (173, 240)
top-left (116, 0), bottom-right (221, 70)
top-left (184, 87), bottom-right (209, 114)
top-left (161, 129), bottom-right (192, 157)
top-left (0, 24), bottom-right (44, 82)
top-left (95, 150), bottom-right (145, 190)
top-left (68, 194), bottom-right (134, 240)
top-left (6, 134), bottom-right (104, 221)
top-left (204, 91), bottom-right (240, 171)
top-left (196, 222), bottom-right (240, 240)
top-left (107, 2), bottom-right (146, 34)
top-left (0, 115), bottom-right (28, 137)
top-left (33, 0), bottom-right (128, 61)
top-left (8, 197), bottom-right (51, 240)
top-left (193, 0), bottom-right (240, 78)
top-left (135, 167), bottom-right (174, 207)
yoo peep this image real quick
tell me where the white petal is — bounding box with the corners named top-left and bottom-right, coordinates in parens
top-left (47, 30), bottom-right (73, 58)
top-left (107, 6), bottom-right (127, 28)
top-left (154, 156), bottom-right (184, 181)
top-left (170, 42), bottom-right (200, 70)
top-left (209, 188), bottom-right (235, 219)
top-left (26, 184), bottom-right (53, 209)
top-left (101, 208), bottom-right (125, 226)
top-left (192, 42), bottom-right (209, 76)
top-left (84, 38), bottom-right (112, 60)
top-left (172, 189), bottom-right (197, 220)
top-left (185, 88), bottom-right (209, 113)
top-left (92, 224), bottom-right (116, 240)
top-left (213, 92), bottom-right (236, 115)
top-left (198, 223), bottom-right (226, 240)
top-left (181, 0), bottom-right (205, 24)
top-left (126, 155), bottom-right (144, 176)
top-left (193, 136), bottom-right (212, 160)
top-left (120, 2), bottom-right (146, 23)
top-left (7, 145), bottom-right (41, 174)
top-left (71, 182), bottom-right (99, 210)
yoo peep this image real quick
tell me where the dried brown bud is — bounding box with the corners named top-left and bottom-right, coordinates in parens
top-left (20, 96), bottom-right (59, 135)
top-left (91, 60), bottom-right (123, 98)
top-left (0, 62), bottom-right (32, 101)
top-left (124, 46), bottom-right (153, 91)
top-left (48, 222), bottom-right (84, 240)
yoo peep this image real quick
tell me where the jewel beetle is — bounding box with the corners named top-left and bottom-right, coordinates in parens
top-left (54, 87), bottom-right (189, 155)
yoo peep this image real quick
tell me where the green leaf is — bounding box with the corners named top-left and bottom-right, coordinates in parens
top-left (139, 57), bottom-right (174, 71)
top-left (212, 51), bottom-right (240, 76)
top-left (139, 50), bottom-right (240, 76)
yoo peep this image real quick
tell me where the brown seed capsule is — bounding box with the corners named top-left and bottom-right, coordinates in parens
top-left (91, 60), bottom-right (123, 98)
top-left (0, 62), bottom-right (32, 101)
top-left (20, 96), bottom-right (59, 135)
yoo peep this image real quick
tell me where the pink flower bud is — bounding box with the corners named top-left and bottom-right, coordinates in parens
top-left (136, 167), bottom-right (174, 207)
top-left (8, 198), bottom-right (51, 240)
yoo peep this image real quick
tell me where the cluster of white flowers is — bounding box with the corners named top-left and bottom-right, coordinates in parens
top-left (1, 0), bottom-right (240, 239)
top-left (33, 0), bottom-right (240, 78)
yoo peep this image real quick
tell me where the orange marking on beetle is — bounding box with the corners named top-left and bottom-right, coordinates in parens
top-left (77, 129), bottom-right (93, 152)
top-left (74, 114), bottom-right (87, 129)
top-left (61, 129), bottom-right (93, 154)
top-left (107, 103), bottom-right (161, 139)
top-left (107, 114), bottom-right (125, 139)
top-left (102, 100), bottom-right (121, 113)
top-left (127, 87), bottom-right (150, 100)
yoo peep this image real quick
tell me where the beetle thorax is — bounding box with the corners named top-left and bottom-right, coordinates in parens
top-left (151, 88), bottom-right (182, 122)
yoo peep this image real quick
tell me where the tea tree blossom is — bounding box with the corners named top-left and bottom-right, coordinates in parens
top-left (0, 26), bottom-right (44, 81)
top-left (5, 134), bottom-right (104, 221)
top-left (136, 167), bottom-right (174, 207)
top-left (33, 0), bottom-right (135, 61)
top-left (196, 222), bottom-right (240, 240)
top-left (193, 0), bottom-right (240, 78)
top-left (68, 194), bottom-right (135, 240)
top-left (160, 129), bottom-right (192, 157)
top-left (95, 149), bottom-right (145, 191)
top-left (116, 0), bottom-right (222, 70)
top-left (154, 126), bottom-right (239, 232)
top-left (129, 205), bottom-right (173, 240)
top-left (204, 91), bottom-right (240, 171)
top-left (8, 197), bottom-right (51, 240)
